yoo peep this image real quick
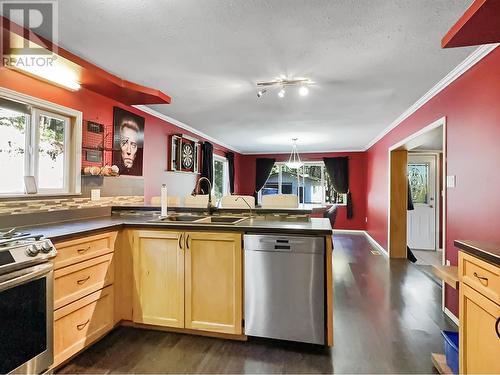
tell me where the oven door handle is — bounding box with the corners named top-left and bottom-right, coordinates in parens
top-left (0, 263), bottom-right (53, 292)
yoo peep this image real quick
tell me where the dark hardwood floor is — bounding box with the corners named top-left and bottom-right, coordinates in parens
top-left (58, 233), bottom-right (455, 374)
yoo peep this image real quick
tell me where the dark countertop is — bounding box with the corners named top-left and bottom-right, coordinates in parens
top-left (112, 205), bottom-right (323, 215)
top-left (22, 214), bottom-right (333, 242)
top-left (454, 240), bottom-right (500, 266)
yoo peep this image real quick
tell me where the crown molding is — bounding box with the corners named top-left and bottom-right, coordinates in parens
top-left (133, 105), bottom-right (242, 153)
top-left (241, 149), bottom-right (365, 155)
top-left (365, 43), bottom-right (499, 150)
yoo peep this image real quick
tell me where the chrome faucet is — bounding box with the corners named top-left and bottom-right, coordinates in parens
top-left (235, 196), bottom-right (254, 218)
top-left (192, 177), bottom-right (215, 214)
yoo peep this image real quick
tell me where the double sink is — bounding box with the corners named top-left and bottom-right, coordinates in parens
top-left (151, 214), bottom-right (248, 225)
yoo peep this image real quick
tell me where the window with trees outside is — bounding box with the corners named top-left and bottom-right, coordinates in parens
top-left (0, 96), bottom-right (74, 195)
top-left (212, 155), bottom-right (229, 205)
top-left (261, 162), bottom-right (346, 205)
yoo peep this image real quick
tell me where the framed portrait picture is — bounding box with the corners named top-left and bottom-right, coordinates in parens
top-left (112, 107), bottom-right (145, 176)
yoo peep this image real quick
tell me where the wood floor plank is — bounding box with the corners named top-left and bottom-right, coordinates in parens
top-left (57, 233), bottom-right (454, 374)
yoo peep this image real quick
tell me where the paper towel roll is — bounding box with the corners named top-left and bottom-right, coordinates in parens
top-left (160, 184), bottom-right (168, 217)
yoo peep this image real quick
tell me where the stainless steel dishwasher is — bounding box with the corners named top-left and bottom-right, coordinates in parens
top-left (244, 234), bottom-right (325, 345)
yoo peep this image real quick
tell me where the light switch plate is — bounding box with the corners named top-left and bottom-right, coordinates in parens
top-left (446, 175), bottom-right (456, 188)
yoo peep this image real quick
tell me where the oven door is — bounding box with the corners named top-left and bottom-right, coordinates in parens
top-left (0, 262), bottom-right (54, 374)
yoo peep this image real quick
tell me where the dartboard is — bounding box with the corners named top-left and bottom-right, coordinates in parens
top-left (182, 143), bottom-right (194, 169)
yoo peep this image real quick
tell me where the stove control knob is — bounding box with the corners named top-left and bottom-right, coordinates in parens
top-left (40, 242), bottom-right (53, 254)
top-left (25, 245), bottom-right (39, 257)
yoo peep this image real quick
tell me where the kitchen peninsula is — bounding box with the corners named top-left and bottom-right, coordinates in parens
top-left (11, 207), bottom-right (333, 369)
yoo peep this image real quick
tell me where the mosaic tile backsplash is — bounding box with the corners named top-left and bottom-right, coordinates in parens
top-left (0, 195), bottom-right (144, 216)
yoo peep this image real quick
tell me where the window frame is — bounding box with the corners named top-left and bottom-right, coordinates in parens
top-left (259, 161), bottom-right (347, 206)
top-left (212, 154), bottom-right (229, 205)
top-left (0, 87), bottom-right (82, 198)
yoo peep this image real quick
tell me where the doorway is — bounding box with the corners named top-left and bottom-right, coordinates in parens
top-left (407, 152), bottom-right (443, 267)
top-left (387, 117), bottom-right (446, 265)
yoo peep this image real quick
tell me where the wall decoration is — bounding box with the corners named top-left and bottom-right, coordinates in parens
top-left (112, 107), bottom-right (145, 176)
top-left (82, 119), bottom-right (113, 170)
top-left (169, 134), bottom-right (199, 173)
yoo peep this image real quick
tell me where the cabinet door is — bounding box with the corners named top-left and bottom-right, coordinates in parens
top-left (184, 232), bottom-right (242, 334)
top-left (133, 230), bottom-right (184, 328)
top-left (460, 283), bottom-right (500, 374)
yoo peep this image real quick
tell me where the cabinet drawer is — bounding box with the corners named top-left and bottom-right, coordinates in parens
top-left (54, 232), bottom-right (117, 270)
top-left (54, 253), bottom-right (114, 309)
top-left (53, 286), bottom-right (114, 367)
top-left (459, 252), bottom-right (500, 305)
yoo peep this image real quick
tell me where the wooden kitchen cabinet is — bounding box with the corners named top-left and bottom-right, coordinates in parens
top-left (52, 231), bottom-right (117, 369)
top-left (458, 251), bottom-right (500, 374)
top-left (184, 231), bottom-right (242, 335)
top-left (131, 230), bottom-right (242, 335)
top-left (459, 283), bottom-right (500, 374)
top-left (132, 230), bottom-right (184, 328)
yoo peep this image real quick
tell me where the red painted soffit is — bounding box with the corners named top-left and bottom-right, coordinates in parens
top-left (442, 0), bottom-right (500, 48)
top-left (1, 16), bottom-right (171, 105)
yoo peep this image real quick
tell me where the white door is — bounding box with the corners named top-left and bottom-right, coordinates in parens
top-left (407, 154), bottom-right (437, 250)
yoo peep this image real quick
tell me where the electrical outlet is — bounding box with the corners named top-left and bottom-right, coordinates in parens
top-left (365, 217), bottom-right (368, 223)
top-left (446, 259), bottom-right (451, 266)
top-left (446, 175), bottom-right (456, 188)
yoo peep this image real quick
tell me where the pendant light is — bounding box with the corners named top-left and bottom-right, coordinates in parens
top-left (286, 138), bottom-right (303, 169)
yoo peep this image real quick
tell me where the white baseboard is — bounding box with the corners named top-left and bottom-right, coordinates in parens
top-left (332, 229), bottom-right (365, 234)
top-left (363, 231), bottom-right (389, 257)
top-left (444, 307), bottom-right (459, 327)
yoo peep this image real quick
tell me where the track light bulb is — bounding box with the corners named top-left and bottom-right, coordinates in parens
top-left (278, 89), bottom-right (285, 98)
top-left (299, 86), bottom-right (309, 96)
top-left (257, 89), bottom-right (267, 98)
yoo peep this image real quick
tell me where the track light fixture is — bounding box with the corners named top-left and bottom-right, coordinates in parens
top-left (256, 76), bottom-right (312, 99)
top-left (299, 86), bottom-right (309, 96)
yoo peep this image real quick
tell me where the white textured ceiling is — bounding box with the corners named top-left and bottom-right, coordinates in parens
top-left (51, 0), bottom-right (473, 153)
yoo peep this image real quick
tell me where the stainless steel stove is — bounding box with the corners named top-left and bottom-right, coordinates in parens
top-left (0, 229), bottom-right (57, 374)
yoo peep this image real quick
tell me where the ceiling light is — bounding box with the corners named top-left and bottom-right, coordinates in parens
top-left (299, 86), bottom-right (309, 96)
top-left (14, 63), bottom-right (82, 91)
top-left (257, 89), bottom-right (267, 98)
top-left (5, 33), bottom-right (81, 91)
top-left (286, 138), bottom-right (303, 169)
top-left (256, 77), bottom-right (312, 100)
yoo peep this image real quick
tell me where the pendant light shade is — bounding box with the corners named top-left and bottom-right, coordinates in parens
top-left (286, 138), bottom-right (303, 169)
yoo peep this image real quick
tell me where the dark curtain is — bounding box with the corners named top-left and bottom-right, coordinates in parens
top-left (407, 179), bottom-right (414, 211)
top-left (254, 158), bottom-right (275, 200)
top-left (226, 152), bottom-right (235, 194)
top-left (200, 142), bottom-right (213, 194)
top-left (323, 157), bottom-right (353, 219)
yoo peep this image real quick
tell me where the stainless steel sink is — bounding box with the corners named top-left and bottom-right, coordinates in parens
top-left (150, 215), bottom-right (247, 225)
top-left (197, 216), bottom-right (247, 224)
top-left (151, 215), bottom-right (207, 222)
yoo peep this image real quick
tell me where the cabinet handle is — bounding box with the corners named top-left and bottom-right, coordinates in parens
top-left (76, 319), bottom-right (90, 331)
top-left (496, 317), bottom-right (500, 339)
top-left (77, 246), bottom-right (90, 254)
top-left (186, 234), bottom-right (190, 250)
top-left (473, 272), bottom-right (489, 286)
top-left (179, 233), bottom-right (184, 250)
top-left (76, 275), bottom-right (90, 285)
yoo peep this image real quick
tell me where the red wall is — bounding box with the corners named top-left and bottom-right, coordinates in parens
top-left (366, 46), bottom-right (500, 316)
top-left (236, 152), bottom-right (367, 230)
top-left (0, 67), bottom-right (240, 201)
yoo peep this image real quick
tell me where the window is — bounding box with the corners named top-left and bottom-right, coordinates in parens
top-left (0, 92), bottom-right (81, 196)
top-left (212, 155), bottom-right (229, 205)
top-left (261, 162), bottom-right (346, 205)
